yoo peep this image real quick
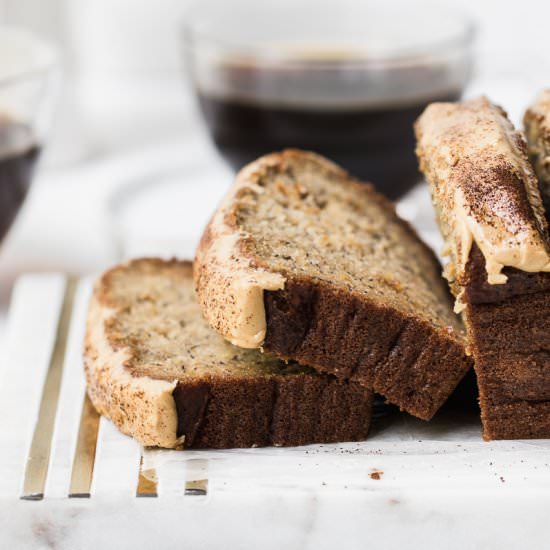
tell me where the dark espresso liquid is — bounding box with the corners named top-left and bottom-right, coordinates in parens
top-left (199, 93), bottom-right (459, 199)
top-left (0, 120), bottom-right (40, 243)
top-left (197, 58), bottom-right (462, 198)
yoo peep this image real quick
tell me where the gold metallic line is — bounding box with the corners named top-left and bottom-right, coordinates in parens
top-left (21, 277), bottom-right (78, 501)
top-left (185, 459), bottom-right (208, 496)
top-left (136, 455), bottom-right (158, 498)
top-left (184, 478), bottom-right (208, 496)
top-left (68, 393), bottom-right (100, 498)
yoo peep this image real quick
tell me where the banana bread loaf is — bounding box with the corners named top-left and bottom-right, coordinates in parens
top-left (416, 96), bottom-right (550, 440)
top-left (194, 149), bottom-right (471, 421)
top-left (84, 258), bottom-right (373, 449)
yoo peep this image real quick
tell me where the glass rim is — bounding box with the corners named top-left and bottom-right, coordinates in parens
top-left (181, 0), bottom-right (477, 64)
top-left (0, 26), bottom-right (59, 88)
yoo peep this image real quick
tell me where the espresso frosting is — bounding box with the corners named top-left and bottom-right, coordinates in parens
top-left (194, 158), bottom-right (286, 349)
top-left (416, 96), bottom-right (550, 294)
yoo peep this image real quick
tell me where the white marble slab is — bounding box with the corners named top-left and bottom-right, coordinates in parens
top-left (2, 274), bottom-right (550, 550)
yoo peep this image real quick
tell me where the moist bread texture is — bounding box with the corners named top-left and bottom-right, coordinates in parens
top-left (416, 96), bottom-right (550, 440)
top-left (525, 89), bottom-right (550, 213)
top-left (84, 258), bottom-right (373, 449)
top-left (195, 149), bottom-right (471, 421)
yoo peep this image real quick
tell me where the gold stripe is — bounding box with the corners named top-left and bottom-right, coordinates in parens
top-left (185, 478), bottom-right (208, 496)
top-left (21, 277), bottom-right (78, 501)
top-left (68, 393), bottom-right (100, 498)
top-left (185, 458), bottom-right (209, 496)
top-left (136, 455), bottom-right (158, 497)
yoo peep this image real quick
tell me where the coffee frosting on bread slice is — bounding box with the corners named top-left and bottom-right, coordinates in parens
top-left (195, 149), bottom-right (471, 421)
top-left (416, 96), bottom-right (550, 294)
top-left (416, 96), bottom-right (550, 440)
top-left (84, 258), bottom-right (373, 449)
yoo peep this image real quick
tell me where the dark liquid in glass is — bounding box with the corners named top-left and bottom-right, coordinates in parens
top-left (197, 61), bottom-right (461, 199)
top-left (0, 120), bottom-right (40, 243)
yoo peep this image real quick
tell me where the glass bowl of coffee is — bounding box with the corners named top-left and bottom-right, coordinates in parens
top-left (0, 27), bottom-right (58, 244)
top-left (182, 0), bottom-right (474, 199)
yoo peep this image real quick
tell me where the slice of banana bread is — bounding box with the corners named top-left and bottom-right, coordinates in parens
top-left (416, 96), bottom-right (550, 440)
top-left (84, 258), bottom-right (373, 449)
top-left (525, 89), bottom-right (550, 212)
top-left (194, 149), bottom-right (471, 421)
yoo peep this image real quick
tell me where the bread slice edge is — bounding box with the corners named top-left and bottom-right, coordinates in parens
top-left (84, 264), bottom-right (181, 449)
top-left (194, 150), bottom-right (346, 349)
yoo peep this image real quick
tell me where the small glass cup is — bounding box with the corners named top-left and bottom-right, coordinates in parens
top-left (182, 0), bottom-right (475, 199)
top-left (0, 27), bottom-right (58, 244)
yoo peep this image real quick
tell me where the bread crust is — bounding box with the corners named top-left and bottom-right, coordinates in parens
top-left (525, 89), bottom-right (550, 212)
top-left (262, 276), bottom-right (469, 420)
top-left (463, 249), bottom-right (550, 439)
top-left (416, 97), bottom-right (550, 439)
top-left (84, 258), bottom-right (373, 448)
top-left (195, 150), bottom-right (471, 420)
top-left (84, 264), bottom-right (180, 448)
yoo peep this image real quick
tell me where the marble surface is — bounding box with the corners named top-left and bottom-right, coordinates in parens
top-left (2, 267), bottom-right (550, 549)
